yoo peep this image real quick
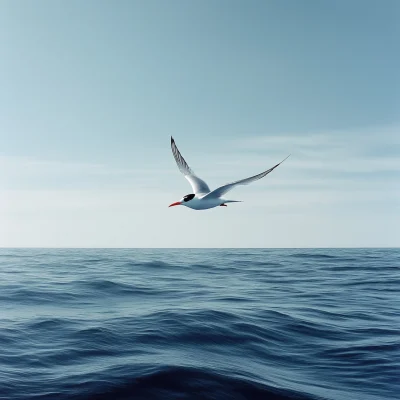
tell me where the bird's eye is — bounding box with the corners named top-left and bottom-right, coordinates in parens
top-left (183, 194), bottom-right (195, 202)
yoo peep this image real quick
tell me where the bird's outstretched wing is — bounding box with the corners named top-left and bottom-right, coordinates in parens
top-left (171, 137), bottom-right (211, 194)
top-left (203, 155), bottom-right (290, 199)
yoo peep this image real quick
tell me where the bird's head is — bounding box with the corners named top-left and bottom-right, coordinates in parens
top-left (169, 193), bottom-right (195, 207)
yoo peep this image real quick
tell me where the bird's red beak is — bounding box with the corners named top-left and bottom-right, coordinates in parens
top-left (168, 201), bottom-right (181, 207)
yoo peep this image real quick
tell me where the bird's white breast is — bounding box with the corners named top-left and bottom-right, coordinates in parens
top-left (184, 196), bottom-right (223, 210)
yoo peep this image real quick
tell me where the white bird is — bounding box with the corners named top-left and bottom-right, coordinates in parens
top-left (169, 137), bottom-right (290, 210)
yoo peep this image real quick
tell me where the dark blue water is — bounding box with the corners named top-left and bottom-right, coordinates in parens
top-left (0, 249), bottom-right (399, 400)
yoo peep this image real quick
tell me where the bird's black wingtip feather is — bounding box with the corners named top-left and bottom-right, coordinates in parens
top-left (171, 136), bottom-right (175, 144)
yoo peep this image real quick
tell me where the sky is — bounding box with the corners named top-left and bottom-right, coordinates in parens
top-left (0, 0), bottom-right (399, 247)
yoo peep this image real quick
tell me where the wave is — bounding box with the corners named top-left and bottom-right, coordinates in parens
top-left (289, 253), bottom-right (357, 261)
top-left (71, 279), bottom-right (158, 296)
top-left (43, 366), bottom-right (316, 400)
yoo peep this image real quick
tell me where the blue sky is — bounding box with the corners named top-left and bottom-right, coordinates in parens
top-left (1, 0), bottom-right (399, 247)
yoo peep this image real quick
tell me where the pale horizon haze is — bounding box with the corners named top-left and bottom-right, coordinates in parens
top-left (1, 0), bottom-right (399, 247)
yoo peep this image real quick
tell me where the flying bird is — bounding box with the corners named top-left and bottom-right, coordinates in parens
top-left (169, 137), bottom-right (289, 210)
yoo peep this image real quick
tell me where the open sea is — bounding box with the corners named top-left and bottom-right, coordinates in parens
top-left (0, 248), bottom-right (399, 400)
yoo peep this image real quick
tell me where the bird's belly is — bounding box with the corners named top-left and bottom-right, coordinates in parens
top-left (186, 198), bottom-right (221, 210)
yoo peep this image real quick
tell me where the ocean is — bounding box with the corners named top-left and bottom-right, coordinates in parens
top-left (0, 248), bottom-right (398, 400)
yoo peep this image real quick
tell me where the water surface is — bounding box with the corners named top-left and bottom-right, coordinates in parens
top-left (0, 248), bottom-right (398, 400)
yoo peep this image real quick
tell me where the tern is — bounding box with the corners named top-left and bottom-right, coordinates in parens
top-left (169, 137), bottom-right (289, 210)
